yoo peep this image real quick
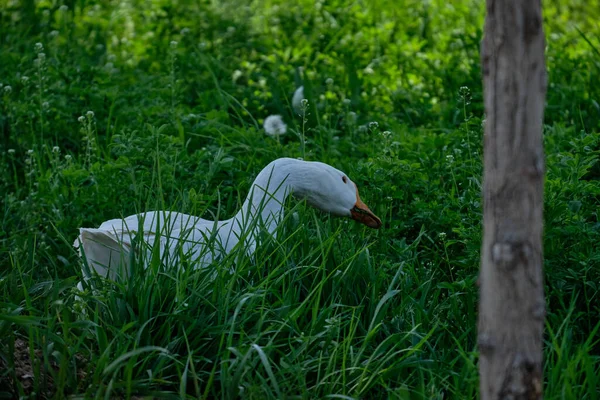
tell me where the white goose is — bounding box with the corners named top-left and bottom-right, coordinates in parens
top-left (74, 157), bottom-right (381, 283)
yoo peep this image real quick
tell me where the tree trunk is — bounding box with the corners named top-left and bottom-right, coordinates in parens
top-left (478, 0), bottom-right (547, 399)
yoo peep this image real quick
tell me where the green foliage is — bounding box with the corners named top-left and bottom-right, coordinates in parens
top-left (0, 0), bottom-right (599, 398)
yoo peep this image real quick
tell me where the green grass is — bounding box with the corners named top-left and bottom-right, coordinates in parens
top-left (1, 0), bottom-right (599, 398)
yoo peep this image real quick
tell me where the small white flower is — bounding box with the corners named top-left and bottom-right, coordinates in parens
top-left (3, 86), bottom-right (12, 93)
top-left (37, 52), bottom-right (46, 60)
top-left (8, 149), bottom-right (15, 154)
top-left (34, 42), bottom-right (44, 53)
top-left (49, 30), bottom-right (59, 38)
top-left (368, 121), bottom-right (379, 131)
top-left (342, 98), bottom-right (351, 106)
top-left (42, 101), bottom-right (49, 109)
top-left (52, 146), bottom-right (60, 153)
top-left (347, 111), bottom-right (357, 124)
top-left (263, 114), bottom-right (287, 137)
top-left (78, 116), bottom-right (85, 123)
top-left (292, 86), bottom-right (304, 115)
top-left (232, 69), bottom-right (242, 82)
top-left (86, 110), bottom-right (94, 118)
top-left (180, 28), bottom-right (190, 35)
top-left (65, 154), bottom-right (72, 161)
top-left (59, 5), bottom-right (68, 11)
top-left (325, 78), bottom-right (333, 86)
top-left (21, 76), bottom-right (29, 83)
top-left (27, 149), bottom-right (34, 155)
top-left (170, 40), bottom-right (178, 49)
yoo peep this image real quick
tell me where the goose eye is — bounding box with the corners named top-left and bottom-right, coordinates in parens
top-left (342, 176), bottom-right (348, 184)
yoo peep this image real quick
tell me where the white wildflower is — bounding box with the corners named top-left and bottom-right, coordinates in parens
top-left (232, 69), bottom-right (242, 82)
top-left (3, 86), bottom-right (12, 93)
top-left (59, 5), bottom-right (68, 11)
top-left (325, 78), bottom-right (333, 86)
top-left (263, 114), bottom-right (287, 137)
top-left (21, 76), bottom-right (29, 83)
top-left (78, 116), bottom-right (85, 123)
top-left (86, 110), bottom-right (94, 118)
top-left (8, 149), bottom-right (15, 154)
top-left (170, 40), bottom-right (178, 49)
top-left (347, 111), bottom-right (357, 124)
top-left (52, 146), bottom-right (60, 153)
top-left (34, 42), bottom-right (44, 53)
top-left (27, 149), bottom-right (34, 155)
top-left (65, 154), bottom-right (72, 161)
top-left (292, 86), bottom-right (305, 115)
top-left (342, 98), bottom-right (351, 106)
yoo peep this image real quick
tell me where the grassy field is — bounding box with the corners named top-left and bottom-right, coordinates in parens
top-left (1, 0), bottom-right (599, 398)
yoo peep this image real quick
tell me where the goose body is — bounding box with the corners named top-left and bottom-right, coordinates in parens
top-left (74, 158), bottom-right (381, 282)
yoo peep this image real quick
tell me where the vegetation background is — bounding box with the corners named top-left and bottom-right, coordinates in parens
top-left (0, 0), bottom-right (598, 398)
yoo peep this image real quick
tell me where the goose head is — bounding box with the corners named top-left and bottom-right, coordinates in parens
top-left (274, 158), bottom-right (382, 229)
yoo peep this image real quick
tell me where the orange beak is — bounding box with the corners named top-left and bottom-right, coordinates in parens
top-left (350, 186), bottom-right (382, 229)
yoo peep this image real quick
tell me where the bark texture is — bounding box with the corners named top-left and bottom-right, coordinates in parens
top-left (479, 0), bottom-right (546, 399)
